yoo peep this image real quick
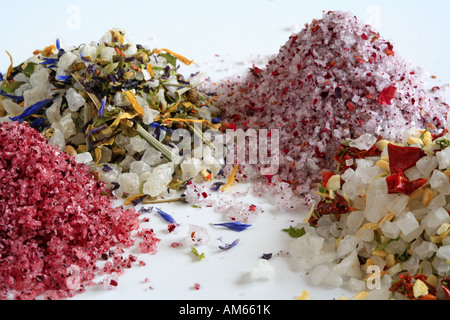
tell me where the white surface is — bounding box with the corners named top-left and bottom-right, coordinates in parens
top-left (73, 183), bottom-right (350, 301)
top-left (2, 1), bottom-right (450, 300)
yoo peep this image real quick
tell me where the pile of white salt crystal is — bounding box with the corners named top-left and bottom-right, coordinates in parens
top-left (212, 11), bottom-right (450, 210)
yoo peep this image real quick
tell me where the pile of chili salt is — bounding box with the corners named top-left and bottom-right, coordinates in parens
top-left (0, 121), bottom-right (141, 300)
top-left (214, 11), bottom-right (450, 209)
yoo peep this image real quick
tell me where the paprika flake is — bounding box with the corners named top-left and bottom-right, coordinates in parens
top-left (386, 171), bottom-right (427, 195)
top-left (387, 143), bottom-right (426, 173)
top-left (378, 85), bottom-right (397, 106)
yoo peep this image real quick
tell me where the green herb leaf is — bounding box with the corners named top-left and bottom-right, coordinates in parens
top-left (318, 184), bottom-right (328, 194)
top-left (191, 246), bottom-right (205, 261)
top-left (1, 81), bottom-right (25, 93)
top-left (435, 138), bottom-right (450, 150)
top-left (159, 52), bottom-right (177, 67)
top-left (374, 237), bottom-right (399, 251)
top-left (282, 226), bottom-right (306, 238)
top-left (104, 62), bottom-right (119, 75)
top-left (22, 62), bottom-right (36, 77)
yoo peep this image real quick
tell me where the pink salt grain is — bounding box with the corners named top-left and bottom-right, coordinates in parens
top-left (0, 122), bottom-right (140, 300)
top-left (213, 11), bottom-right (450, 209)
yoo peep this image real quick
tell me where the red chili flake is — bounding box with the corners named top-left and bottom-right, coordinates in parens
top-left (309, 194), bottom-right (349, 225)
top-left (361, 33), bottom-right (369, 40)
top-left (389, 273), bottom-right (437, 300)
top-left (441, 278), bottom-right (450, 300)
top-left (334, 142), bottom-right (380, 163)
top-left (249, 204), bottom-right (256, 212)
top-left (170, 242), bottom-right (183, 248)
top-left (167, 223), bottom-right (177, 233)
top-left (193, 283), bottom-right (201, 290)
top-left (201, 192), bottom-right (208, 198)
top-left (387, 143), bottom-right (426, 173)
top-left (224, 122), bottom-right (237, 131)
top-left (347, 102), bottom-right (355, 111)
top-left (321, 170), bottom-right (334, 187)
top-left (386, 171), bottom-right (427, 195)
top-left (378, 85), bottom-right (397, 106)
top-left (250, 65), bottom-right (263, 77)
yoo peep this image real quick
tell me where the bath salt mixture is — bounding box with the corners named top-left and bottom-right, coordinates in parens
top-left (0, 29), bottom-right (223, 205)
top-left (213, 11), bottom-right (450, 209)
top-left (288, 128), bottom-right (450, 300)
top-left (0, 121), bottom-right (150, 300)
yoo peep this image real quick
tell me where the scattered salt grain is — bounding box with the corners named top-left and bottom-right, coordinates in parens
top-left (250, 259), bottom-right (275, 280)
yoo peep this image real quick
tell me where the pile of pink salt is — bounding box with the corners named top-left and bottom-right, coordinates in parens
top-left (0, 121), bottom-right (144, 300)
top-left (214, 11), bottom-right (450, 209)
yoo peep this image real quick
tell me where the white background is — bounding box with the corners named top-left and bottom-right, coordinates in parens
top-left (1, 0), bottom-right (450, 300)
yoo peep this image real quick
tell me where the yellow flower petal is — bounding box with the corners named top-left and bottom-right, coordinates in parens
top-left (221, 165), bottom-right (240, 192)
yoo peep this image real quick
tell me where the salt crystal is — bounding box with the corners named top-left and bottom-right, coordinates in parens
top-left (74, 152), bottom-right (93, 164)
top-left (290, 232), bottom-right (324, 259)
top-left (349, 133), bottom-right (377, 151)
top-left (413, 241), bottom-right (438, 260)
top-left (347, 278), bottom-right (366, 292)
top-left (436, 147), bottom-right (450, 170)
top-left (251, 259), bottom-right (276, 280)
top-left (118, 172), bottom-right (141, 195)
top-left (57, 51), bottom-right (78, 71)
top-left (141, 147), bottom-right (165, 167)
top-left (379, 220), bottom-right (401, 239)
top-left (416, 156), bottom-right (438, 179)
top-left (337, 235), bottom-right (362, 258)
top-left (396, 212), bottom-right (419, 236)
top-left (127, 135), bottom-right (150, 154)
top-left (142, 162), bottom-right (174, 197)
top-left (66, 88), bottom-right (86, 112)
top-left (332, 251), bottom-right (362, 279)
top-left (430, 170), bottom-right (450, 195)
top-left (436, 245), bottom-right (450, 260)
top-left (101, 47), bottom-right (117, 62)
top-left (186, 224), bottom-right (210, 246)
top-left (310, 265), bottom-right (343, 287)
top-left (51, 112), bottom-right (77, 139)
top-left (129, 161), bottom-right (151, 176)
top-left (423, 207), bottom-right (450, 231)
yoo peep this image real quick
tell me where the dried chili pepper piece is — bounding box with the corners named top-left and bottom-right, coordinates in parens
top-left (386, 171), bottom-right (427, 195)
top-left (388, 143), bottom-right (426, 173)
top-left (441, 278), bottom-right (450, 300)
top-left (378, 85), bottom-right (397, 106)
top-left (321, 170), bottom-right (334, 187)
top-left (309, 194), bottom-right (349, 226)
top-left (389, 273), bottom-right (437, 300)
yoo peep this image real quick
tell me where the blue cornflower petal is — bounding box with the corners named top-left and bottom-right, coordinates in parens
top-left (0, 90), bottom-right (24, 103)
top-left (80, 52), bottom-right (91, 62)
top-left (0, 72), bottom-right (3, 81)
top-left (9, 98), bottom-right (55, 123)
top-left (212, 221), bottom-right (252, 232)
top-left (218, 238), bottom-right (240, 250)
top-left (56, 75), bottom-right (71, 82)
top-left (56, 38), bottom-right (61, 51)
top-left (155, 207), bottom-right (178, 224)
top-left (212, 117), bottom-right (221, 124)
top-left (40, 58), bottom-right (58, 65)
top-left (30, 117), bottom-right (46, 130)
top-left (98, 97), bottom-right (106, 118)
top-left (86, 125), bottom-right (106, 137)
